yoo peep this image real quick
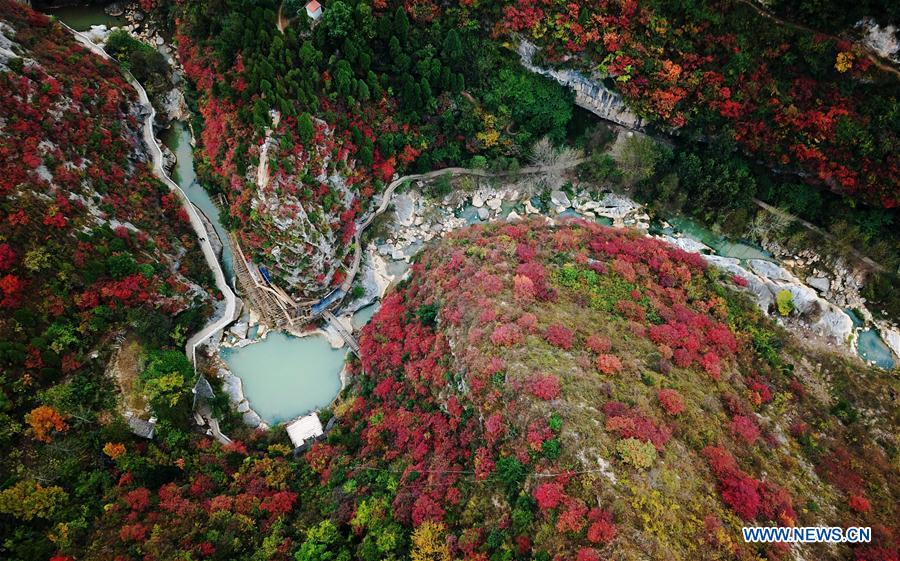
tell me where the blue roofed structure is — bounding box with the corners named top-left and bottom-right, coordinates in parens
top-left (311, 288), bottom-right (345, 316)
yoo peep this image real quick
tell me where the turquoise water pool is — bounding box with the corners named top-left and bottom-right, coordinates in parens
top-left (221, 332), bottom-right (345, 425)
top-left (845, 309), bottom-right (896, 370)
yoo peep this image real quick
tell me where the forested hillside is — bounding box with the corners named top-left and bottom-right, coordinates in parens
top-left (51, 218), bottom-right (899, 561)
top-left (0, 5), bottom-right (215, 558)
top-left (496, 0), bottom-right (899, 208)
top-left (167, 0), bottom-right (573, 295)
top-left (155, 0), bottom-right (899, 307)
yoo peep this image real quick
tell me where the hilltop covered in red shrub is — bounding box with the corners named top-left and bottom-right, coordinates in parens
top-left (314, 218), bottom-right (897, 560)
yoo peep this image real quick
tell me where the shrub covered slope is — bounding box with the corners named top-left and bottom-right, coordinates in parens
top-left (0, 5), bottom-right (214, 557)
top-left (321, 218), bottom-right (897, 560)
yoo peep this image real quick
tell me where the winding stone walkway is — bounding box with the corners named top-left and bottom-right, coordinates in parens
top-left (63, 24), bottom-right (239, 366)
top-left (61, 23), bottom-right (240, 441)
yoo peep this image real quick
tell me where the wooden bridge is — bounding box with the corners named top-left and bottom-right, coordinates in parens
top-left (230, 232), bottom-right (310, 326)
top-left (229, 234), bottom-right (360, 358)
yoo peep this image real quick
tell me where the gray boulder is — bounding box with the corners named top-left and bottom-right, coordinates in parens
top-left (806, 276), bottom-right (831, 293)
top-left (550, 190), bottom-right (571, 208)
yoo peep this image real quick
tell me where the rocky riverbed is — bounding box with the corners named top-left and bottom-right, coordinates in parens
top-left (349, 173), bottom-right (898, 368)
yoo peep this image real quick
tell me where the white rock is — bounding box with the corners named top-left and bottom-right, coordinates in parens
top-left (237, 401), bottom-right (250, 413)
top-left (393, 193), bottom-right (416, 227)
top-left (705, 255), bottom-right (775, 313)
top-left (661, 235), bottom-right (709, 254)
top-left (811, 307), bottom-right (854, 343)
top-left (220, 370), bottom-right (244, 405)
top-left (163, 89), bottom-right (189, 122)
top-left (748, 259), bottom-right (793, 282)
top-left (487, 196), bottom-right (503, 210)
top-left (84, 25), bottom-right (112, 45)
top-left (472, 192), bottom-right (485, 208)
top-left (880, 327), bottom-right (900, 358)
top-left (229, 321), bottom-right (249, 339)
top-left (595, 192), bottom-right (638, 219)
top-left (477, 207), bottom-right (489, 221)
top-left (856, 18), bottom-right (900, 63)
top-left (242, 410), bottom-right (263, 428)
top-left (507, 211), bottom-right (521, 221)
top-left (550, 190), bottom-right (571, 208)
top-left (523, 200), bottom-right (539, 214)
top-left (806, 276), bottom-right (831, 293)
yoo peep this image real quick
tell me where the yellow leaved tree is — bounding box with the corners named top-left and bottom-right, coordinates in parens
top-left (411, 521), bottom-right (451, 561)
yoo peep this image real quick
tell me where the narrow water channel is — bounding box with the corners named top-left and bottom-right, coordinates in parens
top-left (659, 216), bottom-right (774, 262)
top-left (159, 122), bottom-right (235, 285)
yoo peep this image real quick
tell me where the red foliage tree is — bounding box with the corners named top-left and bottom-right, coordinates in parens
top-left (544, 323), bottom-right (574, 350)
top-left (534, 482), bottom-right (566, 510)
top-left (490, 323), bottom-right (524, 347)
top-left (596, 354), bottom-right (622, 374)
top-left (585, 334), bottom-right (611, 354)
top-left (0, 243), bottom-right (14, 271)
top-left (730, 415), bottom-right (761, 444)
top-left (587, 508), bottom-right (617, 543)
top-left (525, 374), bottom-right (561, 401)
top-left (849, 494), bottom-right (871, 514)
top-left (657, 389), bottom-right (685, 416)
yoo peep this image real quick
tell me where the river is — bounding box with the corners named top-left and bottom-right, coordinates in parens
top-left (157, 122), bottom-right (348, 426)
top-left (47, 2), bottom-right (895, 429)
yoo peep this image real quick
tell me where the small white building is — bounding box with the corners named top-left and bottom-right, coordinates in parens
top-left (286, 413), bottom-right (324, 449)
top-left (305, 0), bottom-right (323, 21)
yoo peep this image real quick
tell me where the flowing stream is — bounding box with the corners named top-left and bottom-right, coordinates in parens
top-left (159, 123), bottom-right (235, 284)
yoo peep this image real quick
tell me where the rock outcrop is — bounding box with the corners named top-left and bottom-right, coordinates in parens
top-left (518, 39), bottom-right (644, 129)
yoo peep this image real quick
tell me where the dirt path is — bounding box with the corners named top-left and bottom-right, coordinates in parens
top-left (276, 2), bottom-right (290, 34)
